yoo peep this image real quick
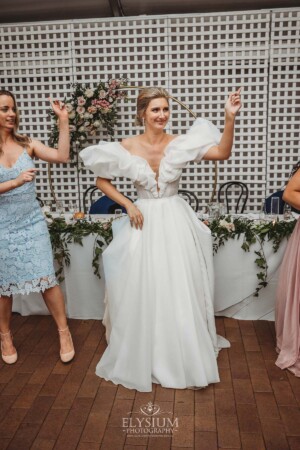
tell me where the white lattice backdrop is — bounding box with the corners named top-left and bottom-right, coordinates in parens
top-left (0, 9), bottom-right (299, 212)
top-left (268, 9), bottom-right (300, 197)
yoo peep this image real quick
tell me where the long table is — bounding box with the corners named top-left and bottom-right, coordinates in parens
top-left (13, 215), bottom-right (289, 321)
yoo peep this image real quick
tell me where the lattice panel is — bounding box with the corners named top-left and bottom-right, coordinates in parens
top-left (168, 12), bottom-right (270, 211)
top-left (268, 9), bottom-right (300, 196)
top-left (72, 18), bottom-right (170, 204)
top-left (0, 21), bottom-right (80, 208)
top-left (1, 10), bottom-right (299, 212)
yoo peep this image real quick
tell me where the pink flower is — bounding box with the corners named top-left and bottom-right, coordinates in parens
top-left (99, 100), bottom-right (110, 109)
top-left (103, 222), bottom-right (111, 230)
top-left (88, 106), bottom-right (97, 114)
top-left (76, 106), bottom-right (85, 115)
top-left (77, 96), bottom-right (86, 106)
top-left (109, 79), bottom-right (118, 89)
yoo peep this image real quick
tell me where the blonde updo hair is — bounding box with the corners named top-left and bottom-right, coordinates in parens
top-left (135, 87), bottom-right (169, 126)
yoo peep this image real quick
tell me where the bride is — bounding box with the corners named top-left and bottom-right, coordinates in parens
top-left (80, 87), bottom-right (242, 391)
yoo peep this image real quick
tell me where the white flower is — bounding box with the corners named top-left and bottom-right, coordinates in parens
top-left (77, 96), bottom-right (86, 106)
top-left (93, 120), bottom-right (101, 128)
top-left (68, 111), bottom-right (76, 119)
top-left (80, 135), bottom-right (86, 141)
top-left (85, 88), bottom-right (94, 98)
top-left (45, 215), bottom-right (53, 224)
top-left (219, 219), bottom-right (235, 231)
top-left (84, 121), bottom-right (90, 127)
top-left (69, 125), bottom-right (76, 132)
top-left (84, 112), bottom-right (90, 119)
top-left (76, 106), bottom-right (85, 115)
top-left (65, 103), bottom-right (73, 112)
top-left (79, 126), bottom-right (86, 132)
top-left (99, 90), bottom-right (107, 99)
top-left (219, 219), bottom-right (228, 227)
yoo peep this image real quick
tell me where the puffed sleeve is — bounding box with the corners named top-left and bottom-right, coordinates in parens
top-left (80, 141), bottom-right (139, 181)
top-left (164, 118), bottom-right (222, 167)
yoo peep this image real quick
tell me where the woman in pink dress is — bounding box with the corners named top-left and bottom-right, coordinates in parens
top-left (275, 163), bottom-right (300, 376)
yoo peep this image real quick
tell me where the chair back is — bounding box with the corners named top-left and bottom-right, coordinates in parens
top-left (264, 190), bottom-right (285, 214)
top-left (178, 190), bottom-right (199, 212)
top-left (218, 181), bottom-right (248, 214)
top-left (90, 196), bottom-right (127, 214)
top-left (36, 196), bottom-right (44, 207)
top-left (264, 190), bottom-right (300, 214)
top-left (83, 186), bottom-right (98, 213)
top-left (83, 185), bottom-right (128, 214)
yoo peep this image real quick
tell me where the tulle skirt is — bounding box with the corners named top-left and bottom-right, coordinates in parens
top-left (275, 219), bottom-right (300, 377)
top-left (96, 195), bottom-right (229, 391)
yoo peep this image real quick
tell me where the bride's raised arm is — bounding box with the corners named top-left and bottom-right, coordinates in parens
top-left (203, 87), bottom-right (242, 161)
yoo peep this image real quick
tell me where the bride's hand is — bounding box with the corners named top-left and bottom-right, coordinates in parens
top-left (126, 203), bottom-right (144, 230)
top-left (225, 87), bottom-right (242, 118)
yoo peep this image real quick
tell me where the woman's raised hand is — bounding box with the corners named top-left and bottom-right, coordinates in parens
top-left (15, 168), bottom-right (38, 187)
top-left (49, 98), bottom-right (69, 121)
top-left (225, 87), bottom-right (242, 118)
top-left (126, 203), bottom-right (144, 230)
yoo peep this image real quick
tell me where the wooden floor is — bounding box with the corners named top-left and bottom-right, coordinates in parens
top-left (0, 315), bottom-right (300, 450)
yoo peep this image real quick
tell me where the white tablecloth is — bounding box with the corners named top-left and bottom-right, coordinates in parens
top-left (13, 215), bottom-right (287, 321)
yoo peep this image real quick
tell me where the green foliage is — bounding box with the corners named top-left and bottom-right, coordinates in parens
top-left (48, 215), bottom-right (296, 296)
top-left (207, 216), bottom-right (296, 296)
top-left (48, 216), bottom-right (113, 282)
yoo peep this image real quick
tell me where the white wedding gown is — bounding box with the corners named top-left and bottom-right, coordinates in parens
top-left (80, 118), bottom-right (230, 392)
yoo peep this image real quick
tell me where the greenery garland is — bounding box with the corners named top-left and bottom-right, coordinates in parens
top-left (47, 216), bottom-right (113, 282)
top-left (47, 215), bottom-right (296, 295)
top-left (208, 216), bottom-right (296, 296)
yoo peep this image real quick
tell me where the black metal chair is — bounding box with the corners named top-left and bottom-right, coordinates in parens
top-left (178, 190), bottom-right (199, 212)
top-left (36, 196), bottom-right (44, 207)
top-left (83, 186), bottom-right (98, 213)
top-left (218, 182), bottom-right (248, 214)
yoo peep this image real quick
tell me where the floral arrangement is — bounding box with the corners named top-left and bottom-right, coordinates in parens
top-left (47, 214), bottom-right (296, 296)
top-left (48, 77), bottom-right (128, 161)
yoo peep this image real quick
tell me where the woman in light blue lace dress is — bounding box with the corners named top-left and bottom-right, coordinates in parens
top-left (0, 90), bottom-right (75, 365)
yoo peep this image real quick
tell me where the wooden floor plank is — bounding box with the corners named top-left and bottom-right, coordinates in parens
top-left (0, 315), bottom-right (299, 449)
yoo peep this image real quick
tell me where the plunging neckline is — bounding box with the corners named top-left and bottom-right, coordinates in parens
top-left (0, 149), bottom-right (27, 170)
top-left (118, 134), bottom-right (180, 180)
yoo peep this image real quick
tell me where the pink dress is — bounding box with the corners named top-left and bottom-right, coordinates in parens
top-left (275, 219), bottom-right (300, 376)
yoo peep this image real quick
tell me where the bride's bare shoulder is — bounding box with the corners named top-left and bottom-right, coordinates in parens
top-left (121, 135), bottom-right (142, 153)
top-left (166, 133), bottom-right (179, 143)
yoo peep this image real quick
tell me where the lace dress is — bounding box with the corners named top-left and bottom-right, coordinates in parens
top-left (80, 118), bottom-right (230, 392)
top-left (0, 150), bottom-right (57, 297)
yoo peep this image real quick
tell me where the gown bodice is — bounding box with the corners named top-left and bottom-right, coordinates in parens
top-left (80, 118), bottom-right (222, 199)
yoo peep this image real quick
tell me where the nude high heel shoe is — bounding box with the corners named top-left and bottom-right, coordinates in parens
top-left (58, 327), bottom-right (75, 363)
top-left (0, 331), bottom-right (18, 365)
